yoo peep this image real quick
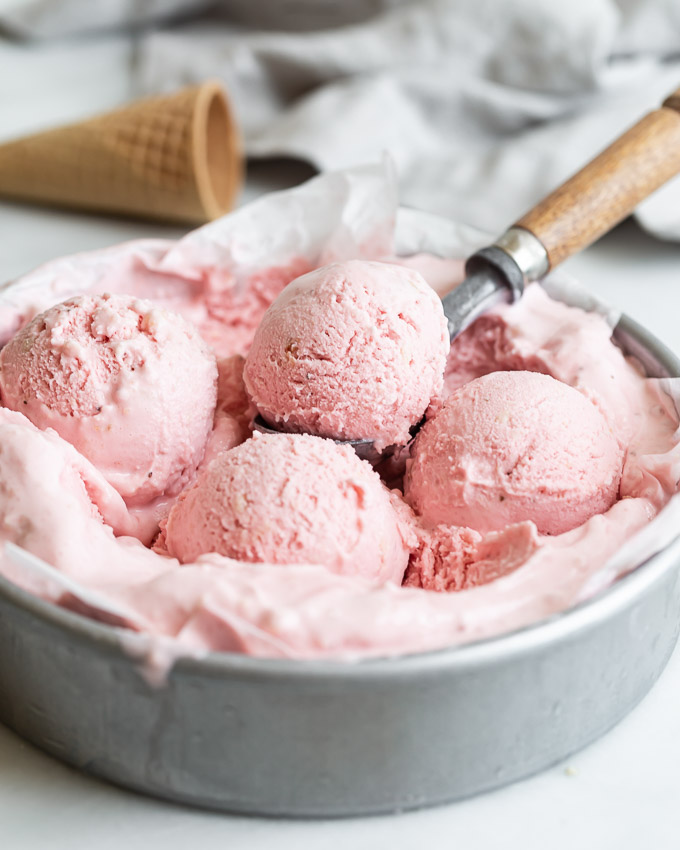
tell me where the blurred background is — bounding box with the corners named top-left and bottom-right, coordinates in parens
top-left (1, 0), bottom-right (680, 273)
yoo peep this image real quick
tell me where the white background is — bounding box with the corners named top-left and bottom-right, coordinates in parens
top-left (1, 175), bottom-right (679, 847)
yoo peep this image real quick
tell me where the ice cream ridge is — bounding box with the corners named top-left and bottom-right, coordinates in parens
top-left (0, 179), bottom-right (678, 661)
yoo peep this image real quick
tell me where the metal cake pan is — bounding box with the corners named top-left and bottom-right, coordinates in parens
top-left (0, 313), bottom-right (679, 817)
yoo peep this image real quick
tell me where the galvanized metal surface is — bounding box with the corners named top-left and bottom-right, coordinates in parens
top-left (441, 265), bottom-right (513, 341)
top-left (0, 313), bottom-right (678, 817)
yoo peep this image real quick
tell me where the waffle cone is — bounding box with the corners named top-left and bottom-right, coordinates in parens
top-left (0, 81), bottom-right (242, 224)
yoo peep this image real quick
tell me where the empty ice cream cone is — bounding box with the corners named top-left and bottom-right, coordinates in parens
top-left (0, 81), bottom-right (242, 224)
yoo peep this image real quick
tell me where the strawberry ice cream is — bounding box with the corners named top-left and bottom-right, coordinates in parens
top-left (0, 293), bottom-right (217, 506)
top-left (405, 371), bottom-right (624, 535)
top-left (163, 432), bottom-right (414, 584)
top-left (243, 260), bottom-right (449, 449)
top-left (200, 355), bottom-right (253, 468)
top-left (0, 166), bottom-right (678, 664)
top-left (403, 521), bottom-right (540, 593)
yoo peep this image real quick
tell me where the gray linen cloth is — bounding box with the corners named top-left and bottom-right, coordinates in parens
top-left (1, 0), bottom-right (679, 239)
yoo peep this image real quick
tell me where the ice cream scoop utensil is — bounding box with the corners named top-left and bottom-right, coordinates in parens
top-left (445, 86), bottom-right (680, 339)
top-left (256, 87), bottom-right (680, 460)
top-left (252, 414), bottom-right (408, 463)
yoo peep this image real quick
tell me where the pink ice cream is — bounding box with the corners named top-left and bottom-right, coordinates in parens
top-left (0, 407), bottom-right (169, 591)
top-left (200, 355), bottom-right (253, 468)
top-left (404, 521), bottom-right (540, 593)
top-left (0, 293), bottom-right (217, 506)
top-left (0, 279), bottom-right (677, 660)
top-left (243, 260), bottom-right (449, 449)
top-left (406, 371), bottom-right (624, 535)
top-left (163, 432), bottom-right (414, 584)
top-left (0, 166), bottom-right (678, 663)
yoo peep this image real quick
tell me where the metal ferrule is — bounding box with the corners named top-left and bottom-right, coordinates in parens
top-left (493, 226), bottom-right (550, 284)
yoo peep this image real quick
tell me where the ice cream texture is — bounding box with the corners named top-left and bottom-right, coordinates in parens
top-left (406, 371), bottom-right (624, 535)
top-left (164, 432), bottom-right (413, 584)
top-left (243, 260), bottom-right (449, 448)
top-left (0, 166), bottom-right (679, 663)
top-left (0, 293), bottom-right (217, 506)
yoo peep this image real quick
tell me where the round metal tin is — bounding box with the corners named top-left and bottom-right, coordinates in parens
top-left (0, 314), bottom-right (678, 817)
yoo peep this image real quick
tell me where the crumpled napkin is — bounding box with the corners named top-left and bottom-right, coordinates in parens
top-left (1, 0), bottom-right (680, 240)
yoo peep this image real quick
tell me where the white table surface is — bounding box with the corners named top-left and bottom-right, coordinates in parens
top-left (1, 179), bottom-right (679, 849)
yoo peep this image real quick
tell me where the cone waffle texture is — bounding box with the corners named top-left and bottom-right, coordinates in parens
top-left (0, 82), bottom-right (242, 224)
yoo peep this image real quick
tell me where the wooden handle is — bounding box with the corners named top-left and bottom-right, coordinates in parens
top-left (515, 89), bottom-right (680, 269)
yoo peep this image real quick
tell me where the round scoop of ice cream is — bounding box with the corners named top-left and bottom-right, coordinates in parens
top-left (0, 293), bottom-right (218, 505)
top-left (163, 432), bottom-right (412, 583)
top-left (243, 260), bottom-right (449, 449)
top-left (405, 371), bottom-right (623, 535)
